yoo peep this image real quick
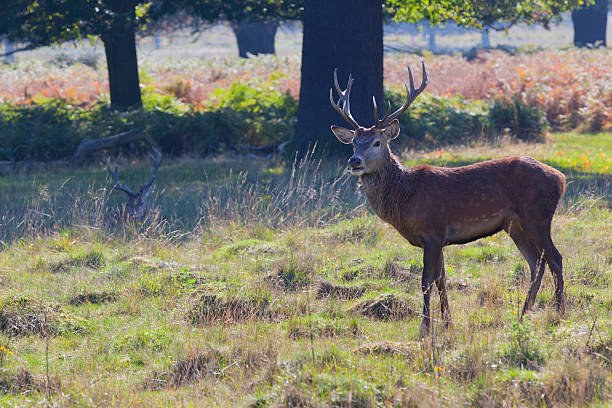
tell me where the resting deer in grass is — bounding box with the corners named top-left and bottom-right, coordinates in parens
top-left (330, 63), bottom-right (566, 335)
top-left (106, 147), bottom-right (162, 223)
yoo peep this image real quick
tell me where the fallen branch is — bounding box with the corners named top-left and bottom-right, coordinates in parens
top-left (71, 129), bottom-right (156, 163)
top-left (0, 44), bottom-right (37, 57)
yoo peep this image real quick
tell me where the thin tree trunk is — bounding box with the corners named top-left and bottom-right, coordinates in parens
top-left (232, 19), bottom-right (279, 58)
top-left (481, 29), bottom-right (490, 48)
top-left (294, 0), bottom-right (383, 156)
top-left (572, 0), bottom-right (608, 47)
top-left (101, 2), bottom-right (142, 110)
top-left (427, 25), bottom-right (436, 52)
top-left (4, 39), bottom-right (15, 62)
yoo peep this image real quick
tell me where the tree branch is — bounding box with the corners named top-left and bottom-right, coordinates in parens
top-left (0, 43), bottom-right (37, 57)
top-left (72, 129), bottom-right (157, 163)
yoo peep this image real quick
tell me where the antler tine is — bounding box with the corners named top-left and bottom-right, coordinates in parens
top-left (139, 147), bottom-right (162, 195)
top-left (107, 153), bottom-right (135, 196)
top-left (374, 61), bottom-right (428, 128)
top-left (329, 68), bottom-right (360, 129)
top-left (373, 96), bottom-right (392, 128)
top-left (407, 60), bottom-right (428, 101)
top-left (333, 67), bottom-right (343, 95)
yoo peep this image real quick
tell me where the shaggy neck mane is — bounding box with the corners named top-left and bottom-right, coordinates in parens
top-left (359, 146), bottom-right (413, 223)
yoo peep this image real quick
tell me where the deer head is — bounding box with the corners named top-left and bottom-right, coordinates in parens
top-left (330, 62), bottom-right (428, 176)
top-left (107, 147), bottom-right (162, 222)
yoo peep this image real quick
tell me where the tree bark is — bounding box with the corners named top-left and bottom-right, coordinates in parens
top-left (101, 1), bottom-right (142, 110)
top-left (232, 19), bottom-right (279, 58)
top-left (572, 0), bottom-right (608, 47)
top-left (294, 0), bottom-right (383, 157)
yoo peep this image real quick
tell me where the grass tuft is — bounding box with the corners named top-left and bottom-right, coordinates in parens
top-left (69, 291), bottom-right (117, 306)
top-left (348, 294), bottom-right (416, 320)
top-left (268, 261), bottom-right (313, 292)
top-left (48, 249), bottom-right (105, 273)
top-left (353, 341), bottom-right (418, 357)
top-left (0, 368), bottom-right (60, 394)
top-left (0, 296), bottom-right (88, 336)
top-left (315, 280), bottom-right (366, 300)
top-left (188, 292), bottom-right (272, 324)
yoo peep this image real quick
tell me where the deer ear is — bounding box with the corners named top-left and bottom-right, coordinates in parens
top-left (330, 125), bottom-right (354, 144)
top-left (382, 119), bottom-right (400, 141)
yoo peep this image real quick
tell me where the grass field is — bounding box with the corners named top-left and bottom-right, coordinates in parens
top-left (0, 131), bottom-right (610, 406)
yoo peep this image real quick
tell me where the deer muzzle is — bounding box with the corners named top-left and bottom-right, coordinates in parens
top-left (348, 156), bottom-right (365, 176)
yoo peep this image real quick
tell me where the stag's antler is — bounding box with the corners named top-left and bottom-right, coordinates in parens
top-left (106, 147), bottom-right (162, 221)
top-left (329, 68), bottom-right (360, 129)
top-left (107, 147), bottom-right (162, 198)
top-left (107, 153), bottom-right (136, 198)
top-left (138, 147), bottom-right (162, 199)
top-left (374, 61), bottom-right (428, 129)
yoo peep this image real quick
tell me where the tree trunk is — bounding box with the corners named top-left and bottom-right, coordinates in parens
top-left (572, 0), bottom-right (608, 47)
top-left (4, 39), bottom-right (15, 62)
top-left (232, 19), bottom-right (279, 58)
top-left (481, 29), bottom-right (490, 48)
top-left (427, 25), bottom-right (436, 52)
top-left (101, 2), bottom-right (142, 110)
top-left (294, 0), bottom-right (383, 156)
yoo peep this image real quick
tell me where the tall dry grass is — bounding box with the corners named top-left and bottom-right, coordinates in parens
top-left (0, 149), bottom-right (362, 246)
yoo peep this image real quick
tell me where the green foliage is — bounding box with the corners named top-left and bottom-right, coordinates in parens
top-left (385, 88), bottom-right (549, 147)
top-left (500, 318), bottom-right (547, 369)
top-left (388, 0), bottom-right (586, 28)
top-left (386, 89), bottom-right (491, 147)
top-left (207, 80), bottom-right (297, 146)
top-left (0, 0), bottom-right (155, 47)
top-left (0, 83), bottom-right (552, 162)
top-left (113, 330), bottom-right (171, 352)
top-left (141, 88), bottom-right (190, 114)
top-left (181, 0), bottom-right (302, 24)
top-left (0, 85), bottom-right (552, 161)
top-left (0, 100), bottom-right (83, 161)
top-left (489, 97), bottom-right (548, 142)
top-left (0, 82), bottom-right (297, 161)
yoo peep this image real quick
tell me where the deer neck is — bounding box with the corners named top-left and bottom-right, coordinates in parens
top-left (359, 148), bottom-right (408, 223)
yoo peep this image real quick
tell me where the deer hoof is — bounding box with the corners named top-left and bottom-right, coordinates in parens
top-left (419, 320), bottom-right (430, 338)
top-left (556, 295), bottom-right (566, 317)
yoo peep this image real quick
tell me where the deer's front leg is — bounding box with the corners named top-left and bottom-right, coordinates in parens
top-left (420, 240), bottom-right (443, 337)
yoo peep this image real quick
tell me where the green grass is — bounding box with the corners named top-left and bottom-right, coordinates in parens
top-left (0, 132), bottom-right (610, 406)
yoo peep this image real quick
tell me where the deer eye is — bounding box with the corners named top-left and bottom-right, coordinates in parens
top-left (373, 140), bottom-right (381, 147)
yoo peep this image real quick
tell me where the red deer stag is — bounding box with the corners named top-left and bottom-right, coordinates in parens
top-left (329, 63), bottom-right (566, 334)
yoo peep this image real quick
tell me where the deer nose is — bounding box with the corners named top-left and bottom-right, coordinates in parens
top-left (348, 156), bottom-right (363, 168)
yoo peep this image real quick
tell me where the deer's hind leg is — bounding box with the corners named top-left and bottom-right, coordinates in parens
top-left (521, 218), bottom-right (565, 316)
top-left (435, 251), bottom-right (452, 328)
top-left (543, 237), bottom-right (564, 315)
top-left (505, 220), bottom-right (546, 317)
